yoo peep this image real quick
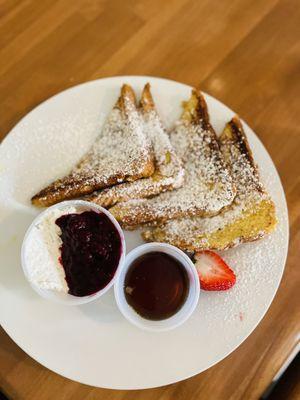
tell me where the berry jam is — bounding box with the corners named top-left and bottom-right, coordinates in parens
top-left (56, 211), bottom-right (122, 297)
top-left (124, 252), bottom-right (189, 320)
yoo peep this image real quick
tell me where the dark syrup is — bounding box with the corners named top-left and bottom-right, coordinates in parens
top-left (56, 210), bottom-right (122, 297)
top-left (124, 252), bottom-right (189, 320)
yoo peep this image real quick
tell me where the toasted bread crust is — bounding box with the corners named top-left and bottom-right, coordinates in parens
top-left (221, 117), bottom-right (262, 189)
top-left (116, 84), bottom-right (137, 113)
top-left (181, 89), bottom-right (210, 129)
top-left (31, 84), bottom-right (155, 207)
top-left (142, 199), bottom-right (277, 251)
top-left (140, 82), bottom-right (155, 112)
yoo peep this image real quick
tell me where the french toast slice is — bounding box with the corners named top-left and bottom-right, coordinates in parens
top-left (31, 84), bottom-right (155, 207)
top-left (87, 83), bottom-right (184, 208)
top-left (143, 117), bottom-right (277, 251)
top-left (109, 89), bottom-right (236, 227)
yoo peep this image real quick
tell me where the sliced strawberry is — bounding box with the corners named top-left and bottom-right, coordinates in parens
top-left (193, 251), bottom-right (236, 291)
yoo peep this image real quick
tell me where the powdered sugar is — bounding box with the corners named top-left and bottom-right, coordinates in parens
top-left (144, 110), bottom-right (183, 179)
top-left (89, 107), bottom-right (184, 207)
top-left (194, 219), bottom-right (286, 340)
top-left (73, 105), bottom-right (151, 185)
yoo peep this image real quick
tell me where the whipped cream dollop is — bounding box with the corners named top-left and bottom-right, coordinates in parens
top-left (24, 206), bottom-right (77, 293)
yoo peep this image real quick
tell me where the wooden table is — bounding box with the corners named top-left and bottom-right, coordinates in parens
top-left (1, 1), bottom-right (299, 399)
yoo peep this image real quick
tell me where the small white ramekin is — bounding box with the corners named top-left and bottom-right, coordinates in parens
top-left (21, 200), bottom-right (126, 306)
top-left (114, 242), bottom-right (200, 332)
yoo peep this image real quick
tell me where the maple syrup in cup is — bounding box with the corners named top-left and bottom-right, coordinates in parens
top-left (114, 243), bottom-right (200, 332)
top-left (125, 252), bottom-right (189, 320)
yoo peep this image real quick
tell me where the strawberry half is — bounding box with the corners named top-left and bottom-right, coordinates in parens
top-left (193, 251), bottom-right (236, 291)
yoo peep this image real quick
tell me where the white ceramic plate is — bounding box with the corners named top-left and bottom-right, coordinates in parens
top-left (0, 76), bottom-right (288, 389)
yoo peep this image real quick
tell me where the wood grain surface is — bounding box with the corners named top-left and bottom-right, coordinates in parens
top-left (0, 1), bottom-right (300, 399)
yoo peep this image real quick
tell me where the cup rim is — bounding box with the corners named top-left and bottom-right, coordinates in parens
top-left (21, 200), bottom-right (126, 305)
top-left (114, 242), bottom-right (200, 332)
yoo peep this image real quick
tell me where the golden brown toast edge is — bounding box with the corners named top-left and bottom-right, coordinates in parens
top-left (140, 82), bottom-right (155, 112)
top-left (181, 89), bottom-right (210, 129)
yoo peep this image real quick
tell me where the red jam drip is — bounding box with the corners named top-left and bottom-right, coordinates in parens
top-left (56, 211), bottom-right (122, 297)
top-left (124, 252), bottom-right (189, 320)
